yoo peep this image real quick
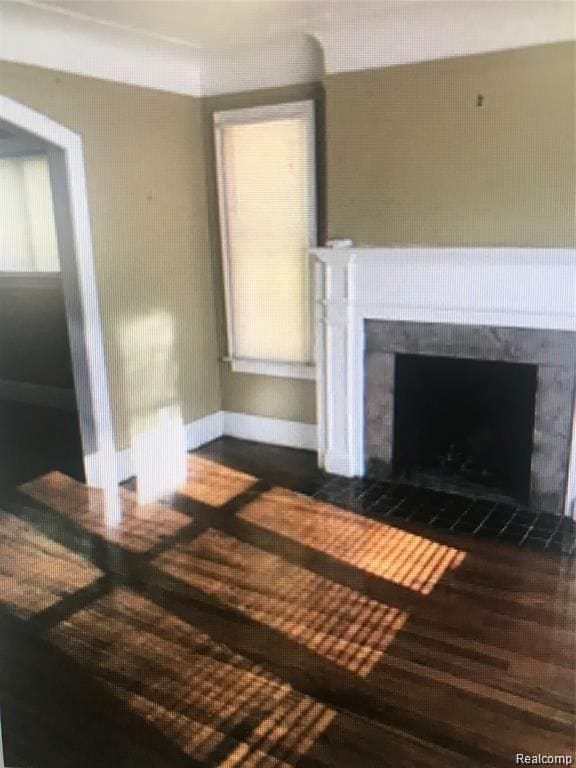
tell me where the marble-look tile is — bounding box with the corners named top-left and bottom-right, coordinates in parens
top-left (364, 320), bottom-right (576, 515)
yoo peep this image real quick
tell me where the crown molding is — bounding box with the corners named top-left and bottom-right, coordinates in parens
top-left (0, 2), bottom-right (323, 97)
top-left (315, 2), bottom-right (575, 76)
top-left (1, 1), bottom-right (574, 97)
top-left (0, 1), bottom-right (204, 96)
top-left (201, 36), bottom-right (323, 96)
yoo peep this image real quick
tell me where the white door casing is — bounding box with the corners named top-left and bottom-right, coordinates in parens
top-left (0, 94), bottom-right (117, 491)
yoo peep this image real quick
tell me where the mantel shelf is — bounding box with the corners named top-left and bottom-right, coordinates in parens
top-left (311, 246), bottom-right (576, 516)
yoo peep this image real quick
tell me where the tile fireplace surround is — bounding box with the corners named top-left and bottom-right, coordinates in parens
top-left (312, 248), bottom-right (576, 517)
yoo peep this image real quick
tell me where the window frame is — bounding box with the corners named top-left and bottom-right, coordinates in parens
top-left (213, 100), bottom-right (317, 381)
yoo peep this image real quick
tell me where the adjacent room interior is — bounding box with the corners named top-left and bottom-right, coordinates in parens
top-left (0, 1), bottom-right (575, 765)
top-left (0, 120), bottom-right (85, 491)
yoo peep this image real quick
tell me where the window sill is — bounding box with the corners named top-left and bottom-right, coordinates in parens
top-left (226, 357), bottom-right (316, 381)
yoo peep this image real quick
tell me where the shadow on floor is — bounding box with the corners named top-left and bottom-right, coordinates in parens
top-left (0, 399), bottom-right (85, 491)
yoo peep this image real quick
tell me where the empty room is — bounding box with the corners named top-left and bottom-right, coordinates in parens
top-left (0, 1), bottom-right (575, 766)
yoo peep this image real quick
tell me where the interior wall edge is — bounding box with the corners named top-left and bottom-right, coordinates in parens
top-left (115, 410), bottom-right (318, 483)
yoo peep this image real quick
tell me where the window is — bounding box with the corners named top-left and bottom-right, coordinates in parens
top-left (214, 101), bottom-right (316, 379)
top-left (0, 154), bottom-right (60, 272)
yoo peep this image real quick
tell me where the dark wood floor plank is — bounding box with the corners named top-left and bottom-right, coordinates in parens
top-left (20, 470), bottom-right (192, 552)
top-left (151, 527), bottom-right (575, 759)
top-left (236, 488), bottom-right (575, 664)
top-left (1, 440), bottom-right (574, 766)
top-left (0, 507), bottom-right (102, 620)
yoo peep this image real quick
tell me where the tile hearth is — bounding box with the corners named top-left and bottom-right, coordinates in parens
top-left (192, 438), bottom-right (576, 556)
top-left (188, 437), bottom-right (576, 557)
top-left (311, 475), bottom-right (576, 556)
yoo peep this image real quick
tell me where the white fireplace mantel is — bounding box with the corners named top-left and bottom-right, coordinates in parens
top-left (311, 247), bottom-right (576, 516)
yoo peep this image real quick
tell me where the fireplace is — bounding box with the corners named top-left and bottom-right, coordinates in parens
top-left (392, 354), bottom-right (537, 504)
top-left (364, 320), bottom-right (575, 514)
top-left (312, 247), bottom-right (576, 517)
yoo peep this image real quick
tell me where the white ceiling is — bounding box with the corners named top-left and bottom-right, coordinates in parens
top-left (17, 0), bottom-right (576, 51)
top-left (1, 1), bottom-right (574, 95)
top-left (22, 0), bottom-right (315, 49)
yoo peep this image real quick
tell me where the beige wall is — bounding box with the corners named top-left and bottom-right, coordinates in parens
top-left (3, 42), bottom-right (572, 442)
top-left (327, 42), bottom-right (576, 247)
top-left (0, 61), bottom-right (221, 451)
top-left (221, 371), bottom-right (316, 424)
top-left (204, 43), bottom-right (576, 427)
top-left (202, 83), bottom-right (324, 424)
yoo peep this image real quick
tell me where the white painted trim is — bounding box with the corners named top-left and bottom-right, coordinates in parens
top-left (115, 445), bottom-right (133, 485)
top-left (315, 2), bottom-right (575, 76)
top-left (214, 99), bottom-right (317, 368)
top-left (0, 95), bottom-right (117, 492)
top-left (223, 411), bottom-right (317, 451)
top-left (312, 246), bottom-right (576, 515)
top-left (2, 1), bottom-right (573, 97)
top-left (0, 1), bottom-right (204, 97)
top-left (0, 379), bottom-right (76, 410)
top-left (229, 358), bottom-right (316, 381)
top-left (0, 2), bottom-right (321, 97)
top-left (115, 410), bottom-right (317, 482)
top-left (186, 411), bottom-right (224, 450)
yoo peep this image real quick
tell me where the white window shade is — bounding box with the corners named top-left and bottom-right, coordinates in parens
top-left (215, 102), bottom-right (316, 374)
top-left (0, 155), bottom-right (60, 272)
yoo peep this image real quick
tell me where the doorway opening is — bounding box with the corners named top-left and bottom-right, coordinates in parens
top-left (0, 95), bottom-right (116, 493)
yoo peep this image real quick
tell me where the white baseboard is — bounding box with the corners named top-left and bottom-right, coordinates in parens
top-left (116, 445), bottom-right (133, 483)
top-left (186, 411), bottom-right (224, 450)
top-left (115, 410), bottom-right (317, 483)
top-left (223, 411), bottom-right (317, 451)
top-left (322, 450), bottom-right (356, 477)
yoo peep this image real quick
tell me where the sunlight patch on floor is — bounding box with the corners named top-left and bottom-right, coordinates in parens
top-left (0, 509), bottom-right (101, 619)
top-left (154, 528), bottom-right (410, 677)
top-left (19, 471), bottom-right (190, 552)
top-left (48, 586), bottom-right (336, 766)
top-left (239, 487), bottom-right (465, 594)
top-left (176, 455), bottom-right (258, 507)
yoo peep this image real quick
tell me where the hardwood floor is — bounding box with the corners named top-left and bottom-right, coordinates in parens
top-left (0, 437), bottom-right (574, 767)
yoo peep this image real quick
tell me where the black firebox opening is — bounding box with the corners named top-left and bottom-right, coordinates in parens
top-left (393, 354), bottom-right (537, 504)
